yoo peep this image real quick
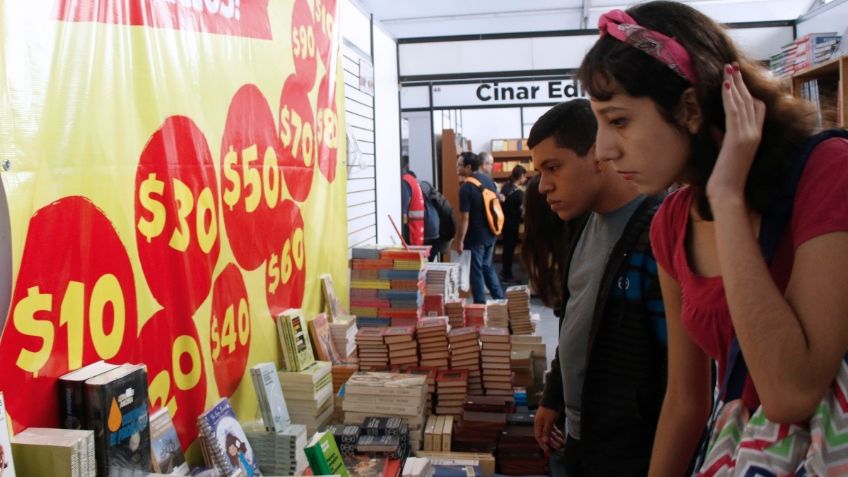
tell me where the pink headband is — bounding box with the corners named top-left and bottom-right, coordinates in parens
top-left (598, 9), bottom-right (697, 84)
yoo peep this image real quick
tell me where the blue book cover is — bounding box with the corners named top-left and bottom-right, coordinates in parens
top-left (199, 398), bottom-right (261, 476)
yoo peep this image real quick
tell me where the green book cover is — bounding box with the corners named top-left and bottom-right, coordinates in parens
top-left (305, 431), bottom-right (349, 477)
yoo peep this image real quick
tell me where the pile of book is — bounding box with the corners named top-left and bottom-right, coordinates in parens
top-left (445, 299), bottom-right (466, 328)
top-left (407, 367), bottom-right (437, 414)
top-left (465, 304), bottom-right (485, 328)
top-left (356, 327), bottom-right (389, 370)
top-left (511, 335), bottom-right (547, 407)
top-left (423, 415), bottom-right (454, 452)
top-left (484, 299), bottom-right (509, 328)
top-left (385, 325), bottom-right (419, 368)
top-left (330, 315), bottom-right (359, 363)
top-left (424, 262), bottom-right (460, 300)
top-left (402, 457), bottom-right (434, 477)
top-left (435, 369), bottom-right (468, 417)
top-left (322, 423), bottom-right (362, 456)
top-left (197, 398), bottom-right (261, 476)
top-left (332, 362), bottom-right (359, 394)
top-left (448, 327), bottom-right (482, 395)
top-left (497, 424), bottom-right (547, 476)
top-left (769, 32), bottom-right (843, 77)
top-left (452, 395), bottom-right (511, 453)
top-left (245, 422), bottom-right (309, 476)
top-left (480, 328), bottom-right (513, 396)
top-left (342, 372), bottom-right (428, 451)
top-left (506, 286), bottom-right (533, 335)
top-left (510, 349), bottom-right (534, 388)
top-left (418, 317), bottom-right (450, 369)
top-left (359, 416), bottom-right (410, 459)
top-left (279, 361), bottom-right (334, 434)
top-left (349, 245), bottom-right (429, 328)
top-left (276, 309), bottom-right (316, 372)
top-left (10, 427), bottom-right (95, 477)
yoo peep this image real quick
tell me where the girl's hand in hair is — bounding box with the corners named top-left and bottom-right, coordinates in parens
top-left (706, 63), bottom-right (766, 204)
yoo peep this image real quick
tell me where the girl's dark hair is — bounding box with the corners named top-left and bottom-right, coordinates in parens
top-left (522, 175), bottom-right (567, 309)
top-left (578, 1), bottom-right (816, 218)
top-left (459, 151), bottom-right (481, 171)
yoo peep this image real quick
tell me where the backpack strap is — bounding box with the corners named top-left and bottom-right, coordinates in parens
top-left (465, 176), bottom-right (484, 190)
top-left (722, 129), bottom-right (848, 403)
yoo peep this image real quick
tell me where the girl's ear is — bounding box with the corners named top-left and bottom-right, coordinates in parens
top-left (676, 87), bottom-right (703, 134)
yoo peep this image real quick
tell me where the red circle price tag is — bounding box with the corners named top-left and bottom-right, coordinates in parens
top-left (210, 264), bottom-right (252, 397)
top-left (140, 309), bottom-right (206, 450)
top-left (313, 0), bottom-right (338, 70)
top-left (136, 116), bottom-right (221, 315)
top-left (279, 76), bottom-right (317, 203)
top-left (316, 73), bottom-right (340, 183)
top-left (220, 84), bottom-right (284, 270)
top-left (0, 196), bottom-right (139, 431)
top-left (291, 0), bottom-right (318, 87)
top-left (265, 200), bottom-right (306, 316)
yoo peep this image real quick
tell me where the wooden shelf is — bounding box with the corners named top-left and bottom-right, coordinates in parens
top-left (491, 150), bottom-right (532, 159)
top-left (492, 170), bottom-right (538, 181)
top-left (790, 55), bottom-right (846, 128)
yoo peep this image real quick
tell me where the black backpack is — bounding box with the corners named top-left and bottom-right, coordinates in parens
top-left (419, 180), bottom-right (457, 242)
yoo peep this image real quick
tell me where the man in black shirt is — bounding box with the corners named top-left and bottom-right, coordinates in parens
top-left (499, 165), bottom-right (527, 282)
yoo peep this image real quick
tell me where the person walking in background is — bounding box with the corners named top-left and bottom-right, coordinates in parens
top-left (578, 2), bottom-right (848, 475)
top-left (529, 100), bottom-right (667, 477)
top-left (400, 155), bottom-right (425, 245)
top-left (455, 151), bottom-right (505, 303)
top-left (499, 165), bottom-right (528, 282)
top-left (479, 151), bottom-right (495, 177)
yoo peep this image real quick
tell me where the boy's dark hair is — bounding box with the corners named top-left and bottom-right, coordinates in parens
top-left (459, 151), bottom-right (481, 171)
top-left (510, 165), bottom-right (527, 181)
top-left (527, 99), bottom-right (597, 156)
top-left (578, 0), bottom-right (815, 219)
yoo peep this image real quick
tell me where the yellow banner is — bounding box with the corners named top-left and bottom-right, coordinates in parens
top-left (0, 0), bottom-right (348, 451)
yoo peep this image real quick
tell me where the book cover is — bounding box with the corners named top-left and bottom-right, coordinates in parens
top-left (0, 393), bottom-right (16, 477)
top-left (58, 360), bottom-right (120, 430)
top-left (344, 454), bottom-right (386, 477)
top-left (321, 274), bottom-right (345, 321)
top-left (304, 431), bottom-right (349, 477)
top-left (197, 398), bottom-right (261, 476)
top-left (10, 433), bottom-right (77, 477)
top-left (250, 362), bottom-right (291, 433)
top-left (279, 309), bottom-right (317, 372)
top-left (84, 363), bottom-right (151, 476)
top-left (149, 407), bottom-right (189, 475)
top-left (308, 313), bottom-right (341, 363)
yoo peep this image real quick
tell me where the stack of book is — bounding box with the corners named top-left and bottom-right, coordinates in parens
top-left (407, 367), bottom-right (437, 414)
top-left (379, 246), bottom-right (429, 327)
top-left (510, 336), bottom-right (547, 406)
top-left (506, 286), bottom-right (533, 335)
top-left (423, 415), bottom-right (454, 452)
top-left (417, 317), bottom-right (450, 369)
top-left (423, 262), bottom-right (460, 300)
top-left (250, 362), bottom-right (291, 433)
top-left (342, 372), bottom-right (428, 451)
top-left (445, 299), bottom-right (466, 328)
top-left (359, 416), bottom-right (410, 459)
top-left (479, 328), bottom-right (513, 396)
top-left (510, 349), bottom-right (534, 388)
top-left (497, 425), bottom-right (547, 476)
top-left (321, 423), bottom-right (362, 456)
top-left (11, 427), bottom-right (95, 477)
top-left (356, 327), bottom-right (389, 370)
top-left (279, 361), bottom-right (334, 435)
top-left (197, 398), bottom-right (261, 476)
top-left (350, 246), bottom-right (393, 328)
top-left (329, 315), bottom-right (359, 363)
top-left (276, 309), bottom-right (317, 372)
top-left (385, 326), bottom-right (419, 368)
top-left (435, 369), bottom-right (468, 417)
top-left (484, 299), bottom-right (509, 328)
top-left (465, 304), bottom-right (485, 328)
top-left (332, 362), bottom-right (359, 394)
top-left (448, 327), bottom-right (482, 395)
top-left (423, 293), bottom-right (445, 317)
top-left (452, 395), bottom-right (510, 453)
top-left (244, 422), bottom-right (309, 476)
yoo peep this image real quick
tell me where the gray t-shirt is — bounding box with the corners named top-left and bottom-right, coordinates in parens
top-left (559, 195), bottom-right (644, 440)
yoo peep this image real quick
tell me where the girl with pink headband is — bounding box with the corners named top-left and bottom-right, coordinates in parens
top-left (579, 1), bottom-right (848, 476)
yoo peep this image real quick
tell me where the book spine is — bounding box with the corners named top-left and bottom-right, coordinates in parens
top-left (250, 369), bottom-right (273, 432)
top-left (83, 383), bottom-right (110, 477)
top-left (58, 379), bottom-right (87, 430)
